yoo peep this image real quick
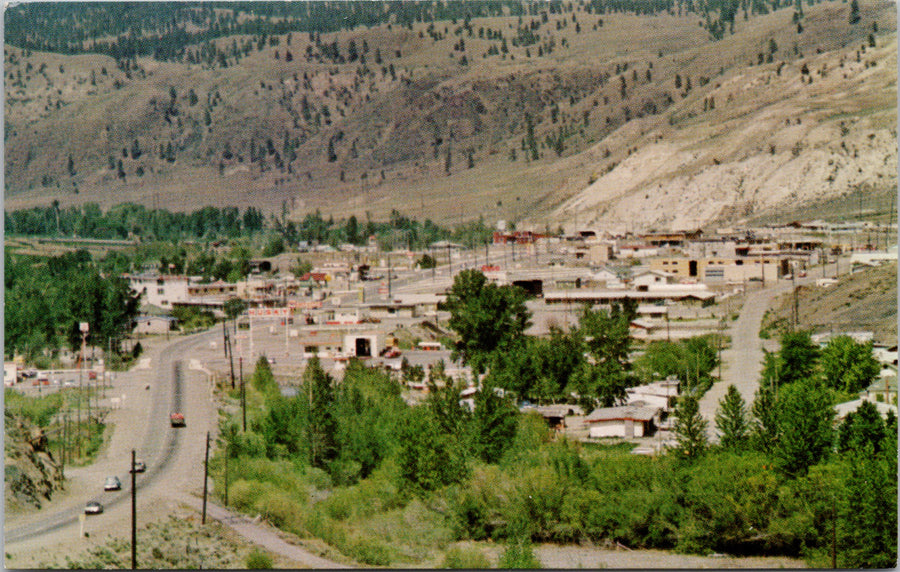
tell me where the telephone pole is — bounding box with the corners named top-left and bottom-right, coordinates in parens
top-left (240, 357), bottom-right (246, 432)
top-left (202, 432), bottom-right (210, 524)
top-left (131, 449), bottom-right (137, 569)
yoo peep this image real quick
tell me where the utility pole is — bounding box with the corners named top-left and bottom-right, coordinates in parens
top-left (224, 447), bottom-right (229, 507)
top-left (222, 321), bottom-right (228, 358)
top-left (240, 357), bottom-right (246, 432)
top-left (202, 432), bottom-right (210, 525)
top-left (227, 330), bottom-right (236, 390)
top-left (131, 449), bottom-right (137, 569)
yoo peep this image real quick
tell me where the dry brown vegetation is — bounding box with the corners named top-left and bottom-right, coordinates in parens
top-left (4, 0), bottom-right (896, 231)
top-left (763, 261), bottom-right (898, 345)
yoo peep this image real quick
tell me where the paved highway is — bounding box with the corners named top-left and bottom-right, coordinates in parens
top-left (4, 329), bottom-right (219, 554)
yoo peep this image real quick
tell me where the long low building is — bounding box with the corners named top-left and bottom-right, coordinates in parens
top-left (543, 288), bottom-right (715, 305)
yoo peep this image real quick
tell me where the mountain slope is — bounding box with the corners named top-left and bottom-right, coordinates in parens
top-left (4, 0), bottom-right (896, 230)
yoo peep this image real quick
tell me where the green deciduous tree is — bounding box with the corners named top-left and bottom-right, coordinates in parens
top-left (771, 378), bottom-right (835, 476)
top-left (819, 335), bottom-right (880, 395)
top-left (777, 330), bottom-right (820, 386)
top-left (570, 301), bottom-right (636, 409)
top-left (839, 444), bottom-right (897, 567)
top-left (397, 404), bottom-right (468, 493)
top-left (445, 269), bottom-right (531, 373)
top-left (469, 380), bottom-right (519, 464)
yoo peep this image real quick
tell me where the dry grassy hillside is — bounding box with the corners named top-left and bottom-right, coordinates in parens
top-left (4, 0), bottom-right (895, 230)
top-left (763, 262), bottom-right (898, 346)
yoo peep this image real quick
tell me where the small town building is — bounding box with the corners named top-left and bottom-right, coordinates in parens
top-left (343, 332), bottom-right (381, 358)
top-left (584, 404), bottom-right (661, 438)
top-left (520, 404), bottom-right (585, 430)
top-left (133, 315), bottom-right (178, 335)
top-left (625, 378), bottom-right (680, 410)
top-left (125, 273), bottom-right (190, 310)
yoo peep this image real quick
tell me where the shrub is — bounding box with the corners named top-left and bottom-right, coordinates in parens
top-left (442, 545), bottom-right (490, 569)
top-left (245, 548), bottom-right (273, 569)
top-left (348, 535), bottom-right (393, 566)
top-left (229, 479), bottom-right (263, 511)
top-left (449, 464), bottom-right (512, 540)
top-left (499, 538), bottom-right (542, 568)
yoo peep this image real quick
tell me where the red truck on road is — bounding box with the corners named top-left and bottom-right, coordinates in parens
top-left (170, 413), bottom-right (186, 427)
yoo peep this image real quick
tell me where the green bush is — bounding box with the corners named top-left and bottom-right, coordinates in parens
top-left (348, 535), bottom-right (393, 566)
top-left (442, 545), bottom-right (490, 569)
top-left (449, 464), bottom-right (512, 540)
top-left (228, 479), bottom-right (263, 511)
top-left (245, 548), bottom-right (273, 569)
top-left (498, 538), bottom-right (542, 568)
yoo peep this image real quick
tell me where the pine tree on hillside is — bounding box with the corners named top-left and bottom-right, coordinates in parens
top-left (715, 384), bottom-right (749, 450)
top-left (673, 394), bottom-right (708, 459)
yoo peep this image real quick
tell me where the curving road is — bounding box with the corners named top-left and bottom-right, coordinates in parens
top-left (5, 329), bottom-right (218, 546)
top-left (5, 327), bottom-right (351, 568)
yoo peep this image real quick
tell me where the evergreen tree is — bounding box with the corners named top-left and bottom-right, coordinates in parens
top-left (673, 394), bottom-right (708, 460)
top-left (849, 0), bottom-right (860, 24)
top-left (302, 356), bottom-right (337, 468)
top-left (715, 384), bottom-right (749, 450)
top-left (750, 383), bottom-right (778, 454)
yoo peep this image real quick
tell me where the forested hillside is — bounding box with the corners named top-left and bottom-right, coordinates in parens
top-left (4, 0), bottom-right (895, 230)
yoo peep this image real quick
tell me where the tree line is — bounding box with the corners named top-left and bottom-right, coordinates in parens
top-left (5, 249), bottom-right (140, 363)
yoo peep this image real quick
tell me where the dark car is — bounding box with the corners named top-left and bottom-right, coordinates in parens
top-left (85, 501), bottom-right (104, 514)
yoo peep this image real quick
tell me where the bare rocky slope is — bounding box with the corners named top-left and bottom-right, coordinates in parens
top-left (4, 0), bottom-right (896, 230)
top-left (4, 410), bottom-right (66, 511)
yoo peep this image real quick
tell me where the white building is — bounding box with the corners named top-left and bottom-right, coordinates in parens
top-left (125, 274), bottom-right (190, 310)
top-left (584, 404), bottom-right (661, 438)
top-left (625, 378), bottom-right (680, 411)
top-left (4, 362), bottom-right (19, 387)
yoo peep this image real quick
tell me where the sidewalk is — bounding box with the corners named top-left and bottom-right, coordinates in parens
top-left (175, 494), bottom-right (351, 569)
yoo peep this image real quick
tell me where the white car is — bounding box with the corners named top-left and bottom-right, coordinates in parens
top-left (103, 476), bottom-right (121, 491)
